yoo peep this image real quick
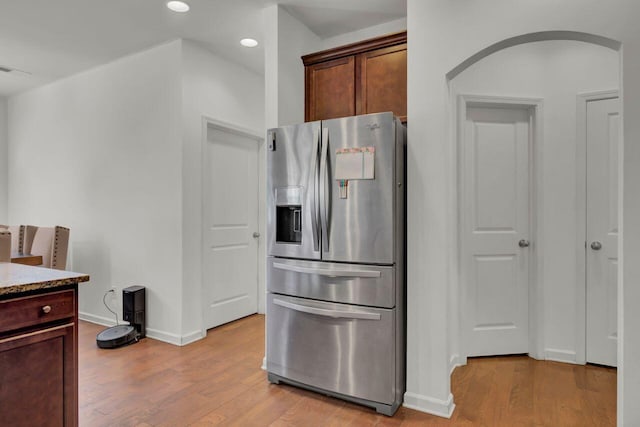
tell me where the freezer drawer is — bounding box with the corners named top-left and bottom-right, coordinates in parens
top-left (266, 294), bottom-right (397, 406)
top-left (267, 257), bottom-right (395, 308)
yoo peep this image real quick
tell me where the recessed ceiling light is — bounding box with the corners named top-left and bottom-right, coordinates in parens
top-left (167, 1), bottom-right (190, 12)
top-left (240, 38), bottom-right (259, 48)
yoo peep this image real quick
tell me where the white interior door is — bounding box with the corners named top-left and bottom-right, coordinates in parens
top-left (203, 126), bottom-right (259, 330)
top-left (586, 97), bottom-right (620, 367)
top-left (462, 105), bottom-right (532, 357)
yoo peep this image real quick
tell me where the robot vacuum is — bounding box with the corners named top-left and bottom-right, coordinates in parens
top-left (96, 325), bottom-right (138, 349)
top-left (96, 285), bottom-right (146, 349)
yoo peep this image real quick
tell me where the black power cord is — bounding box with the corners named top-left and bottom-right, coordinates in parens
top-left (102, 289), bottom-right (118, 326)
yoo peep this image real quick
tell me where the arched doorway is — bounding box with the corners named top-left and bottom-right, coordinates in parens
top-left (447, 31), bottom-right (621, 410)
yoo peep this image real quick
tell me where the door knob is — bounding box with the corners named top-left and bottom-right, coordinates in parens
top-left (518, 239), bottom-right (530, 248)
top-left (252, 232), bottom-right (260, 238)
top-left (591, 241), bottom-right (602, 250)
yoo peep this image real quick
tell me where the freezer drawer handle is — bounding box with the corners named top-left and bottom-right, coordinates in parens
top-left (273, 298), bottom-right (381, 320)
top-left (273, 262), bottom-right (382, 278)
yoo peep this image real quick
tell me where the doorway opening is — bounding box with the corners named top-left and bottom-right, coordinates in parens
top-left (452, 39), bottom-right (620, 367)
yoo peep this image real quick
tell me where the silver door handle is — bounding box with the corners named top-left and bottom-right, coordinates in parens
top-left (273, 298), bottom-right (381, 320)
top-left (252, 232), bottom-right (260, 238)
top-left (319, 128), bottom-right (330, 252)
top-left (519, 239), bottom-right (530, 248)
top-left (273, 262), bottom-right (381, 278)
top-left (309, 127), bottom-right (320, 252)
top-left (591, 241), bottom-right (602, 250)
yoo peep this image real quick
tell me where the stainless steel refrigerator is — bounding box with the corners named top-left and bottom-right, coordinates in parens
top-left (266, 112), bottom-right (406, 416)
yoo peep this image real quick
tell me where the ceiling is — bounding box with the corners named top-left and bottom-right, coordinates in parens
top-left (0, 0), bottom-right (406, 97)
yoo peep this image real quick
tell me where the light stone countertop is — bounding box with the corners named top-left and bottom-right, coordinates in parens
top-left (0, 262), bottom-right (89, 297)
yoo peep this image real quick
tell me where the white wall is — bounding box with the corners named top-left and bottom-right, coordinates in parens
top-left (452, 41), bottom-right (619, 362)
top-left (8, 40), bottom-right (184, 339)
top-left (180, 39), bottom-right (265, 338)
top-left (407, 0), bottom-right (640, 424)
top-left (264, 5), bottom-right (322, 128)
top-left (6, 38), bottom-right (265, 345)
top-left (0, 97), bottom-right (7, 223)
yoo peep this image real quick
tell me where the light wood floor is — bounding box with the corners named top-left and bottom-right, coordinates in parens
top-left (79, 315), bottom-right (616, 426)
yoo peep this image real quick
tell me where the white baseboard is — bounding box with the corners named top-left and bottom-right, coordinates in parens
top-left (403, 391), bottom-right (455, 418)
top-left (545, 348), bottom-right (579, 364)
top-left (79, 312), bottom-right (204, 347)
top-left (79, 311), bottom-right (117, 327)
top-left (449, 354), bottom-right (464, 375)
top-left (144, 327), bottom-right (183, 346)
top-left (180, 330), bottom-right (205, 346)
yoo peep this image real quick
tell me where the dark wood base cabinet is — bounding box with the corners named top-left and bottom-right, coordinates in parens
top-left (0, 287), bottom-right (78, 427)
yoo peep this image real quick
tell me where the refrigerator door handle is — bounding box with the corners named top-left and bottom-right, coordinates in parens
top-left (309, 127), bottom-right (320, 251)
top-left (273, 298), bottom-right (381, 320)
top-left (273, 262), bottom-right (382, 278)
top-left (319, 127), bottom-right (330, 252)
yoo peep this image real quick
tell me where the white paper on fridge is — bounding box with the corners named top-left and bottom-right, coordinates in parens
top-left (334, 147), bottom-right (375, 180)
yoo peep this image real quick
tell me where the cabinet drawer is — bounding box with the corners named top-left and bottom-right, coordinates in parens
top-left (0, 290), bottom-right (75, 334)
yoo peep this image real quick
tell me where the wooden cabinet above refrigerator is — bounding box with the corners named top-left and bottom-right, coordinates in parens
top-left (302, 31), bottom-right (407, 123)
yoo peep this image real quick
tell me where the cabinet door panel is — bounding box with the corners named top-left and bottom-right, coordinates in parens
top-left (0, 323), bottom-right (75, 427)
top-left (358, 44), bottom-right (407, 121)
top-left (305, 56), bottom-right (355, 121)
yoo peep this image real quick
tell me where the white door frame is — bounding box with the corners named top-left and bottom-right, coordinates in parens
top-left (575, 89), bottom-right (620, 365)
top-left (457, 94), bottom-right (545, 364)
top-left (200, 116), bottom-right (265, 337)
